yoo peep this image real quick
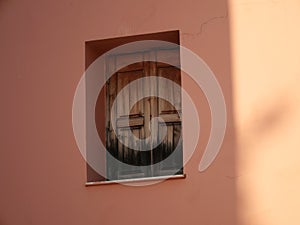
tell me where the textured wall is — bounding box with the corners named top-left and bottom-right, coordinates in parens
top-left (0, 0), bottom-right (234, 224)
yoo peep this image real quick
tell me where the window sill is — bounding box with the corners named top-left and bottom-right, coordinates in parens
top-left (85, 174), bottom-right (186, 186)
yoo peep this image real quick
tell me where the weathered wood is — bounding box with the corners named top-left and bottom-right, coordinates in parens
top-left (116, 53), bottom-right (144, 72)
top-left (106, 56), bottom-right (117, 180)
top-left (159, 114), bottom-right (181, 124)
top-left (156, 48), bottom-right (180, 68)
top-left (106, 49), bottom-right (183, 180)
top-left (117, 116), bottom-right (144, 128)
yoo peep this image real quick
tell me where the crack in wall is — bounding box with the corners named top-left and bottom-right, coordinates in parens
top-left (182, 11), bottom-right (228, 37)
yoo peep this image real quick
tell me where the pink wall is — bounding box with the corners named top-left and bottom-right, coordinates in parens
top-left (0, 0), bottom-right (236, 225)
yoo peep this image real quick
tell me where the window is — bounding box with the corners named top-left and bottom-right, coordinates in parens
top-left (86, 31), bottom-right (184, 183)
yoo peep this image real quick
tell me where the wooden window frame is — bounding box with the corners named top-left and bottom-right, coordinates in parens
top-left (85, 30), bottom-right (186, 185)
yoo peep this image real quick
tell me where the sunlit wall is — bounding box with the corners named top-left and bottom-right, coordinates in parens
top-left (230, 0), bottom-right (300, 224)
